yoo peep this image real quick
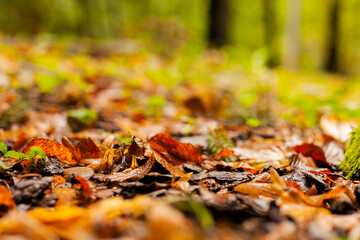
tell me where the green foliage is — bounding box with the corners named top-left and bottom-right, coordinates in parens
top-left (0, 142), bottom-right (7, 155)
top-left (0, 142), bottom-right (48, 171)
top-left (26, 146), bottom-right (47, 160)
top-left (3, 151), bottom-right (27, 160)
top-left (172, 200), bottom-right (214, 229)
top-left (339, 126), bottom-right (360, 179)
top-left (67, 108), bottom-right (98, 125)
top-left (0, 100), bottom-right (29, 130)
top-left (146, 95), bottom-right (167, 118)
top-left (246, 118), bottom-right (262, 127)
top-left (3, 146), bottom-right (47, 162)
top-left (35, 74), bottom-right (59, 93)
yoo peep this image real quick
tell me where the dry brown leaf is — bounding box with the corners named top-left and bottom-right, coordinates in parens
top-left (145, 142), bottom-right (186, 177)
top-left (104, 153), bottom-right (155, 182)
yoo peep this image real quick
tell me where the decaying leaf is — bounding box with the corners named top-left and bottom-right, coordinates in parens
top-left (148, 133), bottom-right (202, 164)
top-left (75, 176), bottom-right (97, 204)
top-left (22, 138), bottom-right (76, 166)
top-left (62, 136), bottom-right (81, 162)
top-left (145, 141), bottom-right (186, 177)
top-left (74, 137), bottom-right (100, 159)
top-left (294, 143), bottom-right (330, 168)
top-left (104, 153), bottom-right (155, 182)
top-left (128, 136), bottom-right (145, 158)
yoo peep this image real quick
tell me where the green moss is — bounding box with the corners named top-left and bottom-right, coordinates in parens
top-left (339, 126), bottom-right (360, 179)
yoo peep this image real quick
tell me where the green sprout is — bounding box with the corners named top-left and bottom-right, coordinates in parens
top-left (67, 108), bottom-right (98, 125)
top-left (0, 142), bottom-right (47, 171)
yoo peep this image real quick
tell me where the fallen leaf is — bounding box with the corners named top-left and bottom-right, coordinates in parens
top-left (22, 138), bottom-right (76, 166)
top-left (61, 136), bottom-right (81, 162)
top-left (0, 185), bottom-right (15, 211)
top-left (145, 142), bottom-right (186, 176)
top-left (294, 143), bottom-right (330, 168)
top-left (148, 133), bottom-right (202, 165)
top-left (75, 177), bottom-right (97, 204)
top-left (213, 148), bottom-right (235, 160)
top-left (74, 137), bottom-right (100, 159)
top-left (104, 153), bottom-right (155, 182)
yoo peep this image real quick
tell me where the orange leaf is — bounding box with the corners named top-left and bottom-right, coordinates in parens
top-left (145, 142), bottom-right (186, 177)
top-left (148, 133), bottom-right (202, 165)
top-left (51, 174), bottom-right (66, 186)
top-left (0, 185), bottom-right (15, 210)
top-left (213, 149), bottom-right (234, 160)
top-left (74, 138), bottom-right (100, 159)
top-left (22, 138), bottom-right (76, 166)
top-left (62, 136), bottom-right (81, 162)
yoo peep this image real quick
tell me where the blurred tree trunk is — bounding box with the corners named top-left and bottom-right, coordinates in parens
top-left (208, 0), bottom-right (228, 47)
top-left (326, 0), bottom-right (340, 72)
top-left (262, 0), bottom-right (280, 68)
top-left (283, 0), bottom-right (302, 70)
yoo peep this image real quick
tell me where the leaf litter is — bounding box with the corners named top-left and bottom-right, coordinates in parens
top-left (1, 41), bottom-right (360, 239)
top-left (1, 121), bottom-right (358, 239)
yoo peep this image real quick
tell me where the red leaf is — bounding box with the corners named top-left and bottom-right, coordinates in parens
top-left (148, 133), bottom-right (202, 165)
top-left (293, 143), bottom-right (329, 168)
top-left (75, 138), bottom-right (100, 159)
top-left (75, 177), bottom-right (97, 204)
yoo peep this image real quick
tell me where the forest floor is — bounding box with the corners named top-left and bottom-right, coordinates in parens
top-left (0, 37), bottom-right (359, 240)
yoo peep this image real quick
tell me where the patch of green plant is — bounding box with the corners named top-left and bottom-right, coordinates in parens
top-left (0, 99), bottom-right (29, 130)
top-left (146, 95), bottom-right (167, 118)
top-left (67, 108), bottom-right (98, 125)
top-left (0, 142), bottom-right (48, 171)
top-left (339, 126), bottom-right (360, 179)
top-left (172, 200), bottom-right (214, 229)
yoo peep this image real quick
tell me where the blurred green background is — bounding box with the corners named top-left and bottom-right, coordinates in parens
top-left (1, 0), bottom-right (358, 73)
top-left (1, 0), bottom-right (360, 128)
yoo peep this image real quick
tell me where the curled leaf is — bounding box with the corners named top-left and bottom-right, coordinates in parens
top-left (62, 136), bottom-right (81, 162)
top-left (145, 142), bottom-right (186, 177)
top-left (104, 153), bottom-right (155, 182)
top-left (294, 143), bottom-right (330, 168)
top-left (75, 176), bottom-right (97, 204)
